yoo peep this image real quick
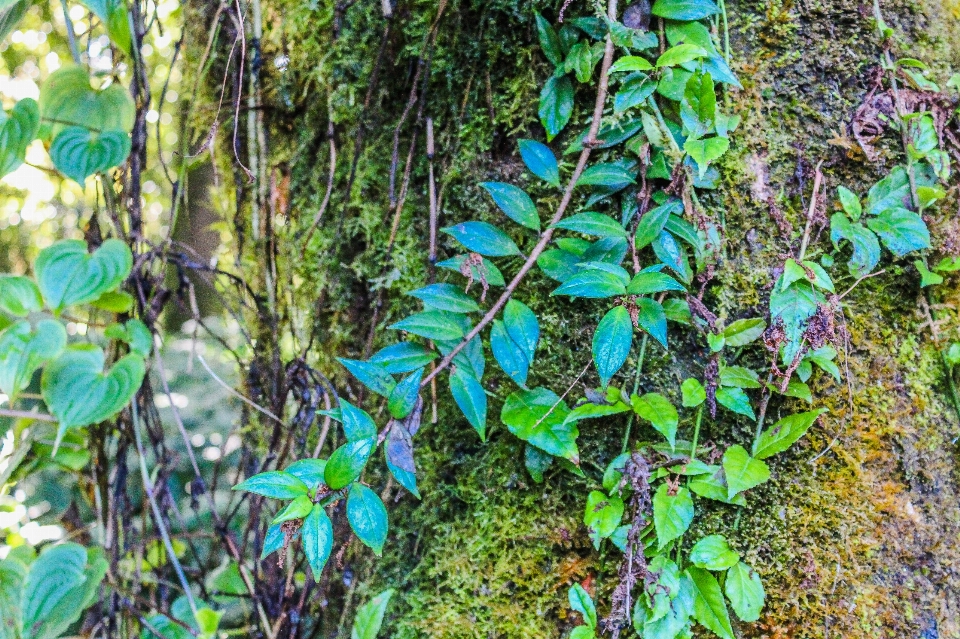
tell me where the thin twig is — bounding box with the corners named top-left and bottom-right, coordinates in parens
top-left (196, 353), bottom-right (284, 424)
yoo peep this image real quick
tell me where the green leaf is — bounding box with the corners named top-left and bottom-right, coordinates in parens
top-left (614, 73), bottom-right (656, 113)
top-left (830, 213), bottom-right (881, 277)
top-left (324, 437), bottom-right (375, 489)
top-left (554, 212), bottom-right (627, 238)
top-left (524, 444), bottom-right (554, 483)
top-left (38, 66), bottom-right (134, 141)
top-left (0, 0), bottom-right (29, 48)
top-left (753, 408), bottom-right (827, 459)
top-left (35, 239), bottom-right (132, 312)
top-left (369, 342), bottom-right (436, 374)
top-left (865, 207), bottom-right (930, 256)
top-left (584, 490), bottom-right (624, 548)
top-left (681, 71), bottom-right (716, 138)
top-left (352, 589), bottom-right (395, 639)
top-left (503, 299), bottom-right (539, 365)
top-left (837, 185), bottom-right (862, 221)
top-left (480, 182), bottom-right (540, 231)
top-left (450, 366), bottom-right (487, 439)
top-left (388, 311), bottom-right (466, 341)
top-left (719, 365), bottom-right (760, 389)
top-left (76, 0), bottom-right (132, 52)
top-left (651, 0), bottom-right (720, 20)
top-left (518, 138), bottom-right (560, 187)
top-left (635, 200), bottom-right (681, 249)
top-left (22, 543), bottom-right (107, 639)
top-left (42, 345), bottom-right (144, 435)
top-left (535, 12), bottom-right (564, 67)
top-left (539, 75), bottom-right (575, 141)
top-left (690, 535), bottom-right (740, 571)
top-left (501, 387), bottom-right (578, 463)
top-left (490, 319), bottom-right (529, 386)
top-left (347, 483), bottom-right (388, 555)
top-left (565, 41), bottom-right (599, 83)
top-left (442, 221), bottom-right (520, 257)
top-left (653, 230), bottom-right (692, 283)
top-left (50, 127), bottom-right (131, 185)
top-left (716, 387), bottom-right (755, 420)
top-left (865, 166), bottom-right (911, 217)
top-left (721, 318), bottom-right (765, 347)
top-left (602, 451), bottom-right (630, 493)
top-left (632, 392), bottom-right (679, 448)
top-left (0, 98), bottom-right (40, 178)
top-left (0, 275), bottom-right (41, 317)
top-left (565, 398), bottom-right (630, 425)
top-left (334, 400), bottom-right (378, 441)
top-left (576, 162), bottom-right (637, 189)
top-left (569, 583), bottom-right (597, 629)
top-left (0, 319), bottom-right (66, 402)
top-left (302, 504), bottom-right (334, 581)
top-left (653, 484), bottom-right (694, 549)
top-left (593, 306), bottom-right (633, 388)
top-left (284, 459), bottom-right (328, 490)
top-left (102, 318), bottom-right (152, 357)
top-left (683, 137), bottom-right (729, 178)
top-left (437, 254), bottom-right (506, 286)
top-left (388, 368), bottom-right (423, 419)
top-left (725, 562), bottom-right (765, 622)
top-left (537, 249), bottom-right (581, 282)
top-left (636, 297), bottom-right (668, 348)
top-left (551, 269), bottom-right (627, 298)
top-left (0, 555), bottom-right (27, 638)
top-left (681, 378), bottom-right (706, 407)
top-left (234, 470), bottom-right (310, 499)
top-left (272, 494), bottom-right (314, 524)
top-left (770, 378), bottom-right (812, 403)
top-left (385, 420), bottom-right (419, 498)
top-left (688, 467), bottom-right (746, 506)
top-left (769, 279), bottom-right (821, 361)
top-left (407, 283), bottom-right (479, 314)
top-left (610, 56), bottom-right (654, 73)
top-left (260, 523), bottom-right (286, 559)
top-left (337, 358), bottom-right (397, 397)
top-left (722, 445), bottom-right (770, 498)
top-left (626, 270), bottom-right (685, 295)
top-left (916, 260), bottom-right (944, 287)
top-left (686, 566), bottom-right (735, 639)
top-left (656, 43), bottom-right (710, 68)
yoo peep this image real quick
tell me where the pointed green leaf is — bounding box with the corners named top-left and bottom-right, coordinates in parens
top-left (234, 470), bottom-right (310, 499)
top-left (347, 483), bottom-right (388, 555)
top-left (35, 239), bottom-right (132, 312)
top-left (653, 484), bottom-right (694, 548)
top-left (388, 368), bottom-right (423, 419)
top-left (593, 306), bottom-right (633, 388)
top-left (407, 283), bottom-right (480, 313)
top-left (724, 562), bottom-right (765, 622)
top-left (302, 504), bottom-right (333, 581)
top-left (752, 408), bottom-right (827, 459)
top-left (518, 138), bottom-right (560, 187)
top-left (539, 75), bottom-right (574, 141)
top-left (338, 358), bottom-right (397, 397)
top-left (442, 221), bottom-right (520, 257)
top-left (501, 387), bottom-right (578, 463)
top-left (324, 437), bottom-right (375, 489)
top-left (686, 566), bottom-right (734, 639)
top-left (450, 366), bottom-right (487, 439)
top-left (632, 392), bottom-right (679, 448)
top-left (690, 535), bottom-right (740, 570)
top-left (388, 311), bottom-right (466, 341)
top-left (481, 182), bottom-right (540, 231)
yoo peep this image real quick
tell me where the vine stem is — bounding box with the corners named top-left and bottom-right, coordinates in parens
top-left (421, 0), bottom-right (620, 389)
top-left (620, 334), bottom-right (648, 454)
top-left (0, 408), bottom-right (57, 422)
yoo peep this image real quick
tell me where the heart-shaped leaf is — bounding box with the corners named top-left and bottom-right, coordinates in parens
top-left (35, 239), bottom-right (132, 312)
top-left (0, 275), bottom-right (42, 317)
top-left (50, 126), bottom-right (131, 184)
top-left (0, 319), bottom-right (66, 401)
top-left (0, 98), bottom-right (40, 178)
top-left (38, 66), bottom-right (134, 141)
top-left (42, 344), bottom-right (145, 435)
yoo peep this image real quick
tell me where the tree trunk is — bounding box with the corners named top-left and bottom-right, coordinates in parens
top-left (190, 0), bottom-right (960, 636)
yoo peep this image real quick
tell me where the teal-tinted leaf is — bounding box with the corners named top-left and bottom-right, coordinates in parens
top-left (539, 75), bottom-right (575, 141)
top-left (683, 136), bottom-right (729, 178)
top-left (76, 0), bottom-right (132, 52)
top-left (347, 483), bottom-right (388, 555)
top-left (324, 437), bottom-right (375, 489)
top-left (584, 490), bottom-right (624, 548)
top-left (652, 0), bottom-right (720, 20)
top-left (602, 452), bottom-right (631, 493)
top-left (753, 408), bottom-right (827, 459)
top-left (385, 420), bottom-right (419, 498)
top-left (656, 43), bottom-right (710, 68)
top-left (535, 12), bottom-right (563, 67)
top-left (582, 236), bottom-right (629, 264)
top-left (437, 254), bottom-right (506, 286)
top-left (501, 387), bottom-right (578, 463)
top-left (724, 562), bottom-right (765, 622)
top-left (336, 400), bottom-right (378, 442)
top-left (690, 535), bottom-right (740, 571)
top-left (272, 494), bottom-right (314, 524)
top-left (653, 484), bottom-right (694, 548)
top-left (50, 126), bottom-right (131, 184)
top-left (525, 443), bottom-right (554, 483)
top-left (632, 392), bottom-right (679, 448)
top-left (0, 98), bottom-right (40, 178)
top-left (702, 55), bottom-right (742, 88)
top-left (490, 319), bottom-right (528, 386)
top-left (806, 346), bottom-right (841, 382)
top-left (837, 185), bottom-right (862, 221)
top-left (721, 318), bottom-right (765, 347)
top-left (635, 297), bottom-right (668, 348)
top-left (722, 445), bottom-right (770, 498)
top-left (568, 583), bottom-right (597, 629)
top-left (830, 213), bottom-right (881, 277)
top-left (519, 138), bottom-right (560, 187)
top-left (504, 299), bottom-right (539, 365)
top-left (389, 311), bottom-right (466, 341)
top-left (865, 207), bottom-right (930, 256)
top-left (537, 249), bottom-right (581, 282)
top-left (450, 366), bottom-right (487, 439)
top-left (635, 200), bottom-right (681, 249)
top-left (686, 566), bottom-right (735, 639)
top-left (284, 459), bottom-right (328, 490)
top-left (577, 163), bottom-right (636, 188)
top-left (681, 378), bottom-right (706, 407)
top-left (865, 166), bottom-right (910, 216)
top-left (368, 342), bottom-right (435, 374)
top-left (42, 346), bottom-right (144, 436)
top-left (653, 230), bottom-right (691, 283)
top-left (338, 358), bottom-right (397, 397)
top-left (0, 319), bottom-right (66, 401)
top-left (664, 214), bottom-right (704, 254)
top-left (408, 283), bottom-right (480, 313)
top-left (554, 212), bottom-right (627, 238)
top-left (39, 67), bottom-right (134, 142)
top-left (769, 279), bottom-right (821, 360)
top-left (614, 73), bottom-right (656, 113)
top-left (35, 238), bottom-right (132, 312)
top-left (352, 589), bottom-right (395, 639)
top-left (593, 306), bottom-right (633, 388)
top-left (302, 504), bottom-right (334, 581)
top-left (578, 261), bottom-right (630, 285)
top-left (626, 270), bottom-right (685, 295)
top-left (22, 543), bottom-right (107, 639)
top-left (234, 470), bottom-right (310, 499)
top-left (481, 182), bottom-right (540, 231)
top-left (716, 387), bottom-right (754, 420)
top-left (719, 365), bottom-right (760, 389)
top-left (442, 221), bottom-right (520, 257)
top-left (552, 270), bottom-right (626, 298)
top-left (0, 275), bottom-right (41, 317)
top-left (260, 523), bottom-right (286, 559)
top-left (388, 368), bottom-right (422, 419)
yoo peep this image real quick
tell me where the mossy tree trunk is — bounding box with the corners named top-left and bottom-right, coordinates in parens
top-left (188, 0), bottom-right (960, 636)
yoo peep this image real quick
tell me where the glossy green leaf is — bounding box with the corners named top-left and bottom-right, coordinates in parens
top-left (337, 358), bottom-right (397, 397)
top-left (337, 400), bottom-right (378, 441)
top-left (576, 163), bottom-right (636, 188)
top-left (552, 269), bottom-right (626, 298)
top-left (437, 254), bottom-right (506, 286)
top-left (442, 221), bottom-right (520, 257)
top-left (388, 368), bottom-right (423, 419)
top-left (35, 239), bottom-right (132, 312)
top-left (681, 71), bottom-right (716, 138)
top-left (564, 41), bottom-right (599, 83)
top-left (503, 299), bottom-right (539, 365)
top-left (651, 0), bottom-right (720, 20)
top-left (539, 75), bottom-right (574, 141)
top-left (324, 437), bottom-right (375, 489)
top-left (524, 443), bottom-right (554, 483)
top-left (347, 483), bottom-right (388, 555)
top-left (684, 136), bottom-right (729, 178)
top-left (719, 365), bottom-right (760, 389)
top-left (753, 408), bottom-right (827, 459)
top-left (636, 297), bottom-right (668, 348)
top-left (916, 260), bottom-right (944, 287)
top-left (610, 56), bottom-right (653, 73)
top-left (50, 125), bottom-right (131, 184)
top-left (234, 470), bottom-right (310, 499)
top-left (569, 583), bottom-right (597, 629)
top-left (76, 0), bottom-right (132, 52)
top-left (830, 213), bottom-right (881, 277)
top-left (723, 445), bottom-right (770, 498)
top-left (537, 248), bottom-right (581, 282)
top-left (407, 283), bottom-right (479, 314)
top-left (626, 270), bottom-right (685, 295)
top-left (352, 589), bottom-right (395, 639)
top-left (632, 392), bottom-right (679, 448)
top-left (769, 279), bottom-right (821, 361)
top-left (0, 319), bottom-right (66, 402)
top-left (584, 490), bottom-right (624, 548)
top-left (450, 366), bottom-right (487, 439)
top-left (656, 43), bottom-right (710, 68)
top-left (865, 166), bottom-right (910, 216)
top-left (501, 387), bottom-right (578, 463)
top-left (686, 566), bottom-right (734, 639)
top-left (716, 387), bottom-right (755, 420)
top-left (389, 311), bottom-right (466, 341)
top-left (0, 98), bottom-right (40, 178)
top-left (481, 182), bottom-right (540, 231)
top-left (837, 185), bottom-right (862, 221)
top-left (490, 319), bottom-right (529, 386)
top-left (681, 378), bottom-right (706, 407)
top-left (284, 459), bottom-right (328, 490)
top-left (593, 306), bottom-right (633, 388)
top-left (385, 420), bottom-right (419, 498)
top-left (653, 484), bottom-right (693, 548)
top-left (0, 275), bottom-right (41, 317)
top-left (518, 138), bottom-right (560, 187)
top-left (721, 318), bottom-right (765, 347)
top-left (261, 523), bottom-right (286, 559)
top-left (690, 535), bottom-right (740, 571)
top-left (688, 467), bottom-right (746, 506)
top-left (635, 200), bottom-right (681, 250)
top-left (614, 73), bottom-right (656, 113)
top-left (865, 207), bottom-right (930, 256)
top-left (272, 494), bottom-right (313, 524)
top-left (369, 342), bottom-right (436, 374)
top-left (38, 66), bottom-right (134, 140)
top-left (653, 230), bottom-right (692, 283)
top-left (302, 504), bottom-right (334, 581)
top-left (724, 562), bottom-right (765, 622)
top-left (22, 543), bottom-right (107, 639)
top-left (554, 212), bottom-right (627, 238)
top-left (535, 12), bottom-right (563, 67)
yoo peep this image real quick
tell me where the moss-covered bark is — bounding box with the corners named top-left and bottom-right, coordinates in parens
top-left (189, 0), bottom-right (960, 635)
